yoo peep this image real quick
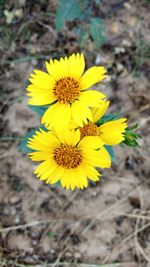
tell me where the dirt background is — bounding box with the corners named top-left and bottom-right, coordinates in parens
top-left (0, 0), bottom-right (150, 266)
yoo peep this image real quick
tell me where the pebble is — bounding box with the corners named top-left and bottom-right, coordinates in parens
top-left (114, 47), bottom-right (126, 54)
top-left (15, 216), bottom-right (20, 224)
top-left (10, 194), bottom-right (21, 204)
top-left (116, 63), bottom-right (124, 72)
top-left (124, 2), bottom-right (131, 9)
top-left (74, 251), bottom-right (81, 259)
top-left (95, 54), bottom-right (102, 65)
top-left (65, 251), bottom-right (72, 258)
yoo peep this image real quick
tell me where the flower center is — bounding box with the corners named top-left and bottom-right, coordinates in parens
top-left (53, 77), bottom-right (80, 104)
top-left (53, 144), bottom-right (82, 169)
top-left (80, 122), bottom-right (100, 138)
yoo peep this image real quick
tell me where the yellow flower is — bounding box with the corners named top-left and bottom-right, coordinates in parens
top-left (74, 100), bottom-right (128, 145)
top-left (27, 53), bottom-right (107, 129)
top-left (27, 128), bottom-right (111, 190)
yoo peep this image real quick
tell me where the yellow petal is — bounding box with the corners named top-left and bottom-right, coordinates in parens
top-left (83, 147), bottom-right (111, 168)
top-left (79, 90), bottom-right (106, 107)
top-left (76, 166), bottom-right (88, 189)
top-left (68, 129), bottom-right (80, 146)
top-left (99, 118), bottom-right (127, 145)
top-left (80, 66), bottom-right (107, 90)
top-left (82, 163), bottom-right (100, 182)
top-left (68, 53), bottom-right (85, 78)
top-left (47, 166), bottom-right (65, 184)
top-left (45, 53), bottom-right (85, 81)
top-left (34, 159), bottom-right (53, 177)
top-left (71, 100), bottom-right (93, 127)
top-left (69, 120), bottom-right (79, 130)
top-left (60, 169), bottom-right (74, 190)
top-left (46, 57), bottom-right (69, 80)
top-left (26, 84), bottom-right (50, 92)
top-left (41, 104), bottom-right (57, 128)
top-left (27, 142), bottom-right (52, 152)
top-left (27, 129), bottom-right (60, 152)
top-left (29, 70), bottom-right (55, 89)
top-left (60, 169), bottom-right (70, 190)
top-left (55, 128), bottom-right (80, 146)
top-left (28, 151), bottom-right (50, 161)
top-left (39, 162), bottom-right (58, 181)
top-left (78, 136), bottom-right (104, 150)
top-left (97, 147), bottom-right (111, 168)
top-left (27, 84), bottom-right (56, 105)
top-left (91, 100), bottom-right (110, 122)
top-left (41, 102), bottom-right (71, 129)
top-left (60, 167), bottom-right (87, 190)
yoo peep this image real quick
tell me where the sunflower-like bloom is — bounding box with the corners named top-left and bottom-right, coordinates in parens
top-left (27, 128), bottom-right (111, 190)
top-left (72, 101), bottom-right (128, 145)
top-left (27, 53), bottom-right (107, 129)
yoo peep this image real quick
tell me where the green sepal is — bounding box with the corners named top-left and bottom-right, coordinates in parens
top-left (122, 123), bottom-right (141, 147)
top-left (126, 123), bottom-right (139, 131)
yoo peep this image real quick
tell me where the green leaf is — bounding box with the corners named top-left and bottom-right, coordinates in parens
top-left (105, 145), bottom-right (116, 163)
top-left (74, 26), bottom-right (90, 47)
top-left (20, 129), bottom-right (38, 153)
top-left (20, 126), bottom-right (47, 153)
top-left (90, 18), bottom-right (106, 48)
top-left (79, 32), bottom-right (89, 47)
top-left (47, 232), bottom-right (55, 238)
top-left (96, 113), bottom-right (120, 126)
top-left (94, 0), bottom-right (102, 4)
top-left (29, 105), bottom-right (49, 116)
top-left (55, 0), bottom-right (81, 30)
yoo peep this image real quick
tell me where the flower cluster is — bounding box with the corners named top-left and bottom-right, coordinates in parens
top-left (26, 53), bottom-right (140, 190)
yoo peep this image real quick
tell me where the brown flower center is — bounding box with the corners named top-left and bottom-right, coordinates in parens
top-left (53, 144), bottom-right (82, 169)
top-left (53, 77), bottom-right (80, 104)
top-left (80, 122), bottom-right (100, 138)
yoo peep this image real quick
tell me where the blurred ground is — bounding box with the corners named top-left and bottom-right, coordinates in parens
top-left (0, 0), bottom-right (150, 266)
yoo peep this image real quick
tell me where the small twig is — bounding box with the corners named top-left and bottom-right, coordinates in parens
top-left (102, 0), bottom-right (128, 18)
top-left (0, 258), bottom-right (32, 267)
top-left (47, 187), bottom-right (63, 208)
top-left (81, 187), bottom-right (138, 235)
top-left (133, 187), bottom-right (150, 264)
top-left (136, 241), bottom-right (150, 263)
top-left (45, 261), bottom-right (133, 267)
top-left (122, 221), bottom-right (150, 245)
top-left (0, 257), bottom-right (135, 267)
top-left (0, 136), bottom-right (21, 142)
top-left (129, 104), bottom-right (150, 121)
top-left (114, 212), bottom-right (150, 221)
top-left (0, 219), bottom-right (55, 233)
top-left (103, 221), bottom-right (150, 264)
top-left (2, 55), bottom-right (53, 65)
top-left (46, 263), bottom-right (133, 267)
top-left (134, 187), bottom-right (144, 264)
top-left (51, 221), bottom-right (80, 267)
top-left (62, 190), bottom-right (79, 210)
top-left (37, 21), bottom-right (57, 39)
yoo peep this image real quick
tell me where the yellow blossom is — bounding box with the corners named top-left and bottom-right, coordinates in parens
top-left (27, 128), bottom-right (111, 190)
top-left (27, 53), bottom-right (107, 129)
top-left (72, 100), bottom-right (128, 145)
